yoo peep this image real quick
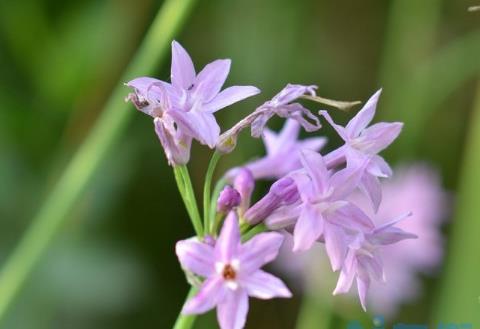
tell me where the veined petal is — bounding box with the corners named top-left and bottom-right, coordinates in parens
top-left (193, 59), bottom-right (231, 103)
top-left (358, 122), bottom-right (403, 154)
top-left (217, 289), bottom-right (249, 329)
top-left (182, 277), bottom-right (225, 314)
top-left (345, 89), bottom-right (381, 138)
top-left (333, 251), bottom-right (356, 295)
top-left (171, 41), bottom-right (196, 90)
top-left (329, 162), bottom-right (365, 200)
top-left (216, 212), bottom-right (241, 262)
top-left (176, 237), bottom-right (215, 277)
top-left (187, 109), bottom-right (221, 148)
top-left (238, 232), bottom-right (284, 273)
top-left (242, 270), bottom-right (292, 299)
top-left (299, 150), bottom-right (329, 195)
top-left (265, 203), bottom-right (302, 230)
top-left (324, 223), bottom-right (347, 271)
top-left (367, 155), bottom-right (392, 178)
top-left (293, 203), bottom-right (323, 252)
top-left (356, 276), bottom-right (370, 312)
top-left (370, 213), bottom-right (417, 245)
top-left (205, 86), bottom-right (260, 113)
top-left (331, 203), bottom-right (375, 232)
top-left (359, 173), bottom-right (382, 213)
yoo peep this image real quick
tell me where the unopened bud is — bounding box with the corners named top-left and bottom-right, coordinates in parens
top-left (216, 186), bottom-right (241, 213)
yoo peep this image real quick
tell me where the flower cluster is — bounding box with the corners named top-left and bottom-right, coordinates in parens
top-left (126, 41), bottom-right (417, 329)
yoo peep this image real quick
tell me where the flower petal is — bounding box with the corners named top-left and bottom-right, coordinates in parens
top-left (265, 204), bottom-right (302, 230)
top-left (359, 122), bottom-right (403, 154)
top-left (193, 59), bottom-right (231, 102)
top-left (171, 41), bottom-right (196, 90)
top-left (360, 173), bottom-right (382, 213)
top-left (319, 110), bottom-right (348, 141)
top-left (356, 276), bottom-right (370, 312)
top-left (217, 289), bottom-right (249, 329)
top-left (333, 251), bottom-right (356, 295)
top-left (182, 277), bottom-right (225, 314)
top-left (345, 89), bottom-right (381, 138)
top-left (188, 109), bottom-right (221, 148)
top-left (324, 223), bottom-right (347, 271)
top-left (300, 150), bottom-right (329, 195)
top-left (238, 232), bottom-right (284, 273)
top-left (216, 212), bottom-right (241, 262)
top-left (242, 269), bottom-right (292, 299)
top-left (205, 86), bottom-right (260, 113)
top-left (293, 203), bottom-right (323, 252)
top-left (331, 203), bottom-right (375, 232)
top-left (176, 237), bottom-right (215, 277)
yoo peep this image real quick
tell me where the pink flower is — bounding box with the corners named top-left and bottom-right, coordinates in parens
top-left (176, 213), bottom-right (291, 329)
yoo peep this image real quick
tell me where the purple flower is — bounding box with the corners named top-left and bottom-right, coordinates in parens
top-left (349, 164), bottom-right (448, 316)
top-left (217, 186), bottom-right (242, 214)
top-left (265, 150), bottom-right (374, 271)
top-left (244, 176), bottom-right (300, 225)
top-left (333, 214), bottom-right (416, 311)
top-left (244, 119), bottom-right (326, 180)
top-left (217, 84), bottom-right (321, 153)
top-left (320, 90), bottom-right (403, 211)
top-left (176, 213), bottom-right (291, 329)
top-left (127, 41), bottom-right (260, 164)
top-left (232, 168), bottom-right (255, 216)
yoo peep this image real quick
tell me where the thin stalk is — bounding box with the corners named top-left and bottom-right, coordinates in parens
top-left (177, 165), bottom-right (203, 236)
top-left (0, 0), bottom-right (197, 322)
top-left (241, 224), bottom-right (267, 242)
top-left (173, 166), bottom-right (202, 236)
top-left (203, 151), bottom-right (221, 234)
top-left (209, 178), bottom-right (226, 233)
top-left (172, 286), bottom-right (198, 329)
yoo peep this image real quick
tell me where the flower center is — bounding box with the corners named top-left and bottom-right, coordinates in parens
top-left (222, 264), bottom-right (236, 280)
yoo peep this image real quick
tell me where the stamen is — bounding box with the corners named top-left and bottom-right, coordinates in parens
top-left (222, 264), bottom-right (236, 280)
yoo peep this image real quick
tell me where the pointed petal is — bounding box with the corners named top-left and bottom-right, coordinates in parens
top-left (182, 278), bottom-right (225, 314)
top-left (216, 212), bottom-right (241, 262)
top-left (329, 163), bottom-right (365, 200)
top-left (359, 122), bottom-right (403, 154)
top-left (276, 119), bottom-right (301, 150)
top-left (293, 204), bottom-right (323, 252)
top-left (345, 89), bottom-right (381, 138)
top-left (262, 128), bottom-right (281, 155)
top-left (188, 109), bottom-right (221, 148)
top-left (360, 173), bottom-right (382, 213)
top-left (319, 110), bottom-right (348, 141)
top-left (171, 41), bottom-right (196, 89)
top-left (205, 86), bottom-right (260, 113)
top-left (370, 213), bottom-right (417, 245)
top-left (238, 232), bottom-right (284, 273)
top-left (242, 270), bottom-right (292, 299)
top-left (356, 276), bottom-right (370, 311)
top-left (299, 150), bottom-right (329, 195)
top-left (176, 237), bottom-right (215, 277)
top-left (368, 155), bottom-right (392, 178)
top-left (217, 289), bottom-right (249, 329)
top-left (193, 59), bottom-right (231, 102)
top-left (333, 251), bottom-right (356, 295)
top-left (324, 223), bottom-right (347, 271)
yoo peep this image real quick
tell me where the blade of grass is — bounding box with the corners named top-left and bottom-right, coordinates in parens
top-left (431, 81), bottom-right (480, 327)
top-left (0, 0), bottom-right (197, 322)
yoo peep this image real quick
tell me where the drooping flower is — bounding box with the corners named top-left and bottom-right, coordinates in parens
top-left (176, 213), bottom-right (291, 329)
top-left (127, 41), bottom-right (260, 164)
top-left (217, 84), bottom-right (322, 153)
top-left (333, 214), bottom-right (416, 311)
top-left (320, 90), bottom-right (403, 211)
top-left (349, 164), bottom-right (448, 316)
top-left (242, 119), bottom-right (326, 180)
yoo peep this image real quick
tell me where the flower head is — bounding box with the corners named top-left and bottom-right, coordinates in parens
top-left (217, 186), bottom-right (242, 214)
top-left (176, 213), bottom-right (291, 329)
top-left (127, 41), bottom-right (260, 164)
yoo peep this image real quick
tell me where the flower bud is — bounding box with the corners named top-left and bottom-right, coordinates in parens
top-left (244, 176), bottom-right (299, 225)
top-left (216, 186), bottom-right (241, 214)
top-left (233, 168), bottom-right (255, 215)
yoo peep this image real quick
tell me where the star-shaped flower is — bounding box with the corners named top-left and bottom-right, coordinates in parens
top-left (127, 41), bottom-right (260, 164)
top-left (176, 213), bottom-right (291, 329)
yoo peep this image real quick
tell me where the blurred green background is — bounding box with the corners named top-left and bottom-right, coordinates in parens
top-left (1, 0), bottom-right (480, 328)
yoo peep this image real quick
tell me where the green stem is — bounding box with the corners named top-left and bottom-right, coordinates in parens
top-left (203, 151), bottom-right (221, 234)
top-left (241, 224), bottom-right (267, 242)
top-left (0, 0), bottom-right (197, 322)
top-left (172, 286), bottom-right (198, 329)
top-left (176, 165), bottom-right (203, 236)
top-left (209, 178), bottom-right (227, 233)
